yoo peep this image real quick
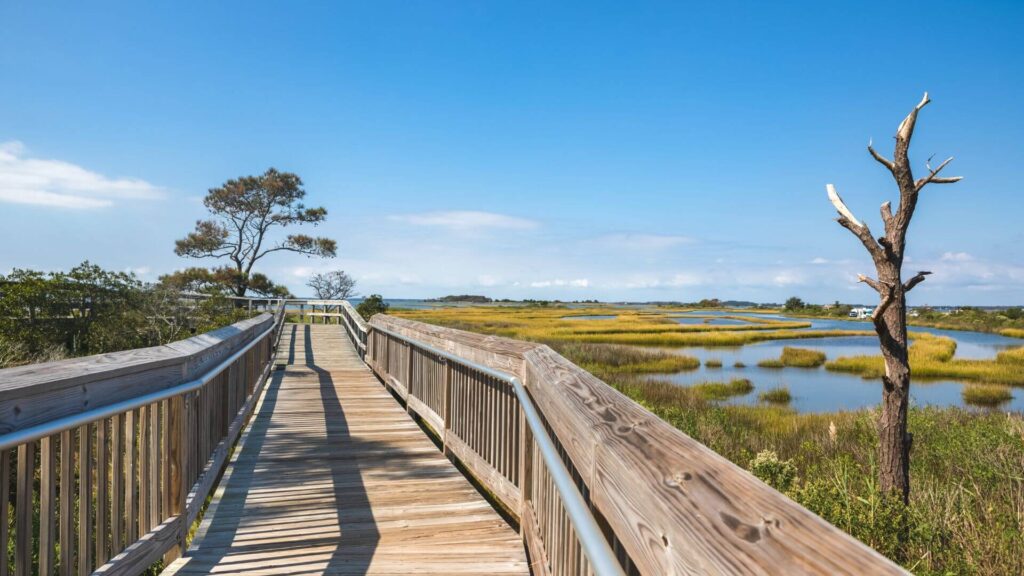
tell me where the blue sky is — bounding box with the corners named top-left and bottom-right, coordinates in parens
top-left (2, 1), bottom-right (1022, 304)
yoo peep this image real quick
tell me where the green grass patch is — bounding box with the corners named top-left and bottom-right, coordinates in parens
top-left (961, 384), bottom-right (1013, 406)
top-left (705, 358), bottom-right (723, 368)
top-left (759, 386), bottom-right (792, 404)
top-left (780, 347), bottom-right (827, 367)
top-left (827, 335), bottom-right (1024, 386)
top-left (547, 341), bottom-right (699, 377)
top-left (692, 378), bottom-right (754, 400)
top-left (757, 359), bottom-right (785, 368)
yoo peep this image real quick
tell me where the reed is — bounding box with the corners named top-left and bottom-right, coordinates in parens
top-left (705, 358), bottom-right (723, 368)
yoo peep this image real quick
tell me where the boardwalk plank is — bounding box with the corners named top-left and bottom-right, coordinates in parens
top-left (163, 324), bottom-right (528, 575)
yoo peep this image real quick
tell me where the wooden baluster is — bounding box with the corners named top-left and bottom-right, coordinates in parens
top-left (163, 394), bottom-right (186, 564)
top-left (138, 405), bottom-right (151, 533)
top-left (77, 424), bottom-right (92, 576)
top-left (1, 449), bottom-right (9, 576)
top-left (161, 400), bottom-right (172, 535)
top-left (111, 414), bottom-right (123, 556)
top-left (39, 436), bottom-right (56, 576)
top-left (15, 442), bottom-right (34, 576)
top-left (125, 411), bottom-right (137, 545)
top-left (150, 403), bottom-right (161, 526)
top-left (59, 430), bottom-right (73, 576)
top-left (95, 420), bottom-right (108, 565)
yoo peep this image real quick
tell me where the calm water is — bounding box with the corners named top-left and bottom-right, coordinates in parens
top-left (654, 311), bottom-right (1024, 413)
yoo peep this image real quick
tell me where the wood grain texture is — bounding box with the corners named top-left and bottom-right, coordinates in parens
top-left (163, 324), bottom-right (528, 575)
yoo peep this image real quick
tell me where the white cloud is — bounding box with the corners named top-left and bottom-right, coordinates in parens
top-left (0, 141), bottom-right (163, 209)
top-left (477, 275), bottom-right (500, 287)
top-left (124, 266), bottom-right (151, 277)
top-left (594, 233), bottom-right (694, 250)
top-left (529, 278), bottom-right (589, 288)
top-left (941, 251), bottom-right (974, 262)
top-left (388, 210), bottom-right (538, 231)
top-left (810, 257), bottom-right (829, 265)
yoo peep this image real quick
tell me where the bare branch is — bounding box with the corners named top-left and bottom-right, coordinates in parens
top-left (828, 184), bottom-right (886, 263)
top-left (880, 201), bottom-right (894, 232)
top-left (868, 138), bottom-right (895, 172)
top-left (903, 270), bottom-right (932, 292)
top-left (857, 274), bottom-right (884, 293)
top-left (915, 156), bottom-right (962, 190)
top-left (827, 184), bottom-right (864, 228)
top-left (872, 283), bottom-right (897, 329)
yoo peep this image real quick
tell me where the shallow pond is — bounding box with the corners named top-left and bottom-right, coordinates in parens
top-left (655, 337), bottom-right (1024, 413)
top-left (670, 310), bottom-right (1023, 360)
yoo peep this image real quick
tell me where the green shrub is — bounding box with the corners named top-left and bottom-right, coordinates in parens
top-left (748, 450), bottom-right (797, 492)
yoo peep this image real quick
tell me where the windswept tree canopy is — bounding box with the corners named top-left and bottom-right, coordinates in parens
top-left (159, 267), bottom-right (292, 298)
top-left (174, 168), bottom-right (336, 296)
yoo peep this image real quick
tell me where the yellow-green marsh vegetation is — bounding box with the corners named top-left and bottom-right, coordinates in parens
top-left (393, 305), bottom-right (872, 347)
top-left (692, 378), bottom-right (754, 400)
top-left (827, 333), bottom-right (1024, 386)
top-left (546, 341), bottom-right (699, 376)
top-left (962, 384), bottom-right (1014, 406)
top-left (759, 386), bottom-right (793, 404)
top-left (704, 358), bottom-right (723, 368)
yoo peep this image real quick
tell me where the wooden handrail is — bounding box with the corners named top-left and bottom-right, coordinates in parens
top-left (0, 305), bottom-right (286, 575)
top-left (367, 313), bottom-right (907, 576)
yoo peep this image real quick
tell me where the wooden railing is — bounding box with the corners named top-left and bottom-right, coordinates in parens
top-left (359, 314), bottom-right (907, 576)
top-left (0, 306), bottom-right (285, 575)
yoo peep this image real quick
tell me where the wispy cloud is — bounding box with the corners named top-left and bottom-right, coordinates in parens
top-left (0, 141), bottom-right (163, 209)
top-left (387, 210), bottom-right (539, 231)
top-left (941, 251), bottom-right (974, 262)
top-left (529, 278), bottom-right (590, 288)
top-left (593, 233), bottom-right (694, 250)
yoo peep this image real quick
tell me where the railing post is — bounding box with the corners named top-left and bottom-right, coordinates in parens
top-left (406, 342), bottom-right (415, 411)
top-left (164, 394), bottom-right (187, 564)
top-left (442, 359), bottom-right (452, 452)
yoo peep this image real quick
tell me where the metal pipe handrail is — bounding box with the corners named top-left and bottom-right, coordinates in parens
top-left (370, 324), bottom-right (626, 576)
top-left (0, 318), bottom-right (280, 452)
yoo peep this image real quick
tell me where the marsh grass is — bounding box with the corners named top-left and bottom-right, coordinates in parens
top-left (962, 384), bottom-right (1013, 406)
top-left (780, 346), bottom-right (827, 367)
top-left (705, 358), bottom-right (723, 368)
top-left (827, 333), bottom-right (1024, 386)
top-left (395, 304), bottom-right (1024, 574)
top-left (734, 361), bottom-right (746, 368)
top-left (546, 341), bottom-right (699, 376)
top-left (692, 378), bottom-right (754, 400)
top-left (1001, 328), bottom-right (1024, 339)
top-left (759, 386), bottom-right (792, 404)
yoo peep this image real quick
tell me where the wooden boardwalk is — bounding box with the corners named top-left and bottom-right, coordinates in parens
top-left (164, 324), bottom-right (530, 575)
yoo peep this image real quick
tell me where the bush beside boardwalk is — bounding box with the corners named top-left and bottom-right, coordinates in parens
top-left (397, 305), bottom-right (1024, 575)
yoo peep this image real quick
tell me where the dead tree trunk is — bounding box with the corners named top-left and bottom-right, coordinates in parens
top-left (827, 93), bottom-right (961, 503)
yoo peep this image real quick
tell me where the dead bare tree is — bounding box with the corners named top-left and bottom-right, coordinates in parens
top-left (827, 93), bottom-right (962, 503)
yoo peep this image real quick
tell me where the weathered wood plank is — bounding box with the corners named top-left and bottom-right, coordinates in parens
top-left (369, 316), bottom-right (905, 575)
top-left (164, 324), bottom-right (528, 576)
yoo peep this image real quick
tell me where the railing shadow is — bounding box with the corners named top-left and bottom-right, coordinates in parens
top-left (176, 324), bottom-right (384, 574)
